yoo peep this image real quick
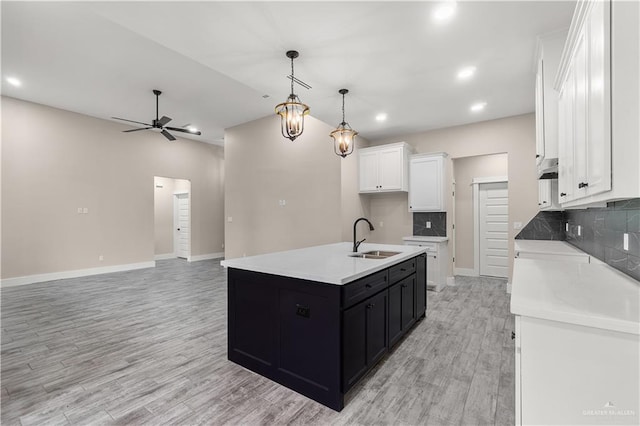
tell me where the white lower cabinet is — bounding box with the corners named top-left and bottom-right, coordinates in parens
top-left (403, 238), bottom-right (448, 292)
top-left (515, 315), bottom-right (639, 425)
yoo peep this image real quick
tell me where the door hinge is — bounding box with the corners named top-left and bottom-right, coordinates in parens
top-left (452, 257), bottom-right (455, 262)
top-left (452, 224), bottom-right (455, 229)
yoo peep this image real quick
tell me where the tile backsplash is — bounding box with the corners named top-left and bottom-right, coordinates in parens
top-left (517, 198), bottom-right (640, 281)
top-left (413, 212), bottom-right (446, 237)
top-left (515, 211), bottom-right (565, 240)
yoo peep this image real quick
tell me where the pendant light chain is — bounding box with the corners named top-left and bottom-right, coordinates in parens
top-left (341, 92), bottom-right (346, 124)
top-left (290, 56), bottom-right (295, 95)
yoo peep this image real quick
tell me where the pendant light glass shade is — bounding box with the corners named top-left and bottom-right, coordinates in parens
top-left (330, 89), bottom-right (358, 158)
top-left (275, 51), bottom-right (309, 141)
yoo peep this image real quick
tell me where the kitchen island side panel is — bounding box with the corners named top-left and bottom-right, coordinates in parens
top-left (227, 268), bottom-right (343, 410)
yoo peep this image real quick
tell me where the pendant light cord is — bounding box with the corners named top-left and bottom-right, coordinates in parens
top-left (342, 93), bottom-right (346, 124)
top-left (290, 57), bottom-right (295, 95)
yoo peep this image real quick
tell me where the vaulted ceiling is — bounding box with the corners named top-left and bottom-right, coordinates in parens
top-left (1, 1), bottom-right (575, 145)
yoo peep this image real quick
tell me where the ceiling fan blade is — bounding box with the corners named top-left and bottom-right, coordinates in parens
top-left (123, 127), bottom-right (153, 133)
top-left (112, 117), bottom-right (152, 126)
top-left (165, 126), bottom-right (202, 136)
top-left (158, 116), bottom-right (172, 126)
top-left (161, 129), bottom-right (177, 141)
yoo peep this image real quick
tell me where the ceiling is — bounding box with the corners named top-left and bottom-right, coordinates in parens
top-left (1, 1), bottom-right (576, 145)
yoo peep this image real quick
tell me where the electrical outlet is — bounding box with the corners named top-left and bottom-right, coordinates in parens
top-left (623, 233), bottom-right (629, 251)
top-left (565, 223), bottom-right (569, 232)
top-left (77, 207), bottom-right (82, 214)
top-left (379, 221), bottom-right (384, 228)
top-left (227, 216), bottom-right (233, 222)
top-left (577, 225), bottom-right (582, 237)
top-left (513, 222), bottom-right (522, 230)
top-left (222, 243), bottom-right (225, 249)
top-left (99, 255), bottom-right (104, 261)
top-left (83, 207), bottom-right (88, 214)
top-left (426, 221), bottom-right (431, 229)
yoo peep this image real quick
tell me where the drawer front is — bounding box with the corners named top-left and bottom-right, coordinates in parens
top-left (389, 257), bottom-right (416, 284)
top-left (342, 270), bottom-right (388, 308)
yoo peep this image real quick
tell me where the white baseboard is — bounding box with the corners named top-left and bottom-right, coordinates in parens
top-left (188, 252), bottom-right (224, 262)
top-left (0, 261), bottom-right (156, 288)
top-left (446, 276), bottom-right (456, 286)
top-left (506, 282), bottom-right (512, 294)
top-left (454, 267), bottom-right (478, 277)
top-left (154, 253), bottom-right (176, 261)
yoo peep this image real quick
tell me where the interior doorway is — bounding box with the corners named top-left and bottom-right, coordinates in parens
top-left (154, 176), bottom-right (191, 260)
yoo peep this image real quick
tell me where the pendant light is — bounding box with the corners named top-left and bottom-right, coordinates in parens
top-left (275, 50), bottom-right (310, 141)
top-left (330, 89), bottom-right (358, 158)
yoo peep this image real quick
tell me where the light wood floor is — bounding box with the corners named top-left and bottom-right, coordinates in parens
top-left (1, 260), bottom-right (515, 425)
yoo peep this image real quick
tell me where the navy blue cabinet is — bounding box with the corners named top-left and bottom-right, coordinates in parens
top-left (227, 253), bottom-right (426, 412)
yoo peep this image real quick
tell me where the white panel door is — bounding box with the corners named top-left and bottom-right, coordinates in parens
top-left (479, 182), bottom-right (508, 278)
top-left (378, 148), bottom-right (403, 191)
top-left (359, 151), bottom-right (379, 192)
top-left (174, 193), bottom-right (190, 259)
top-left (409, 155), bottom-right (443, 211)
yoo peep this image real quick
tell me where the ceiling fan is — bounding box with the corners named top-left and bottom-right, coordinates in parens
top-left (112, 90), bottom-right (201, 141)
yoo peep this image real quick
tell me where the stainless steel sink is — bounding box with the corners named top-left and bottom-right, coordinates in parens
top-left (348, 250), bottom-right (401, 259)
top-left (363, 250), bottom-right (401, 257)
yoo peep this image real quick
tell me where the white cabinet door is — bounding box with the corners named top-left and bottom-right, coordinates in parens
top-left (558, 65), bottom-right (575, 202)
top-left (378, 148), bottom-right (403, 191)
top-left (538, 180), bottom-right (550, 209)
top-left (573, 29), bottom-right (589, 199)
top-left (408, 154), bottom-right (444, 212)
top-left (426, 253), bottom-right (438, 289)
top-left (535, 58), bottom-right (545, 165)
top-left (359, 151), bottom-right (379, 192)
top-left (586, 0), bottom-right (612, 196)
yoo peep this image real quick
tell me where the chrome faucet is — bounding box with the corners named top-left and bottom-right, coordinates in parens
top-left (353, 217), bottom-right (375, 252)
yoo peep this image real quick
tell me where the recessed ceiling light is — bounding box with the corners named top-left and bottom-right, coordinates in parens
top-left (432, 1), bottom-right (457, 22)
top-left (6, 77), bottom-right (22, 87)
top-left (470, 102), bottom-right (487, 112)
top-left (375, 113), bottom-right (388, 122)
top-left (457, 66), bottom-right (476, 80)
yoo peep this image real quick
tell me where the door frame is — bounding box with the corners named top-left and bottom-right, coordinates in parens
top-left (173, 191), bottom-right (191, 261)
top-left (472, 176), bottom-right (508, 276)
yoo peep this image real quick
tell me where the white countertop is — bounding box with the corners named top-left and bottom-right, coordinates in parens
top-left (220, 242), bottom-right (426, 285)
top-left (511, 258), bottom-right (640, 335)
top-left (514, 240), bottom-right (588, 257)
top-left (402, 236), bottom-right (449, 243)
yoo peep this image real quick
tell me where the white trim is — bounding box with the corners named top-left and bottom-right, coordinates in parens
top-left (188, 252), bottom-right (224, 262)
top-left (0, 261), bottom-right (156, 288)
top-left (454, 267), bottom-right (478, 277)
top-left (154, 253), bottom-right (176, 261)
top-left (446, 276), bottom-right (456, 286)
top-left (173, 190), bottom-right (189, 195)
top-left (471, 175), bottom-right (508, 185)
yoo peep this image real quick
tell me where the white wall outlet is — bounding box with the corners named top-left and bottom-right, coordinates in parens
top-left (513, 222), bottom-right (522, 230)
top-left (623, 233), bottom-right (629, 251)
top-left (379, 221), bottom-right (384, 228)
top-left (577, 225), bottom-right (582, 236)
top-left (227, 216), bottom-right (233, 222)
top-left (426, 221), bottom-right (431, 229)
top-left (565, 223), bottom-right (569, 232)
top-left (222, 243), bottom-right (225, 249)
top-left (278, 199), bottom-right (286, 207)
top-left (77, 207), bottom-right (82, 214)
top-left (83, 207), bottom-right (88, 214)
top-left (99, 255), bottom-right (104, 261)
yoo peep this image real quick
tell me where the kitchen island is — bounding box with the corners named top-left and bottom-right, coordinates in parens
top-left (221, 242), bottom-right (427, 411)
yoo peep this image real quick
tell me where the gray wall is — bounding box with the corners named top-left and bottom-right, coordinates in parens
top-left (1, 96), bottom-right (225, 280)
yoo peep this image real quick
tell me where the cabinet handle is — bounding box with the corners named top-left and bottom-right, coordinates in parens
top-left (543, 201), bottom-right (547, 204)
top-left (511, 331), bottom-right (516, 340)
top-left (401, 284), bottom-right (407, 288)
top-left (536, 154), bottom-right (540, 158)
top-left (578, 182), bottom-right (589, 189)
top-left (538, 203), bottom-right (541, 206)
top-left (365, 284), bottom-right (372, 288)
top-left (366, 304), bottom-right (373, 309)
top-left (400, 268), bottom-right (406, 272)
top-left (560, 192), bottom-right (567, 197)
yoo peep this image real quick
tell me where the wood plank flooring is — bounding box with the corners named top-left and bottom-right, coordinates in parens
top-left (1, 260), bottom-right (515, 425)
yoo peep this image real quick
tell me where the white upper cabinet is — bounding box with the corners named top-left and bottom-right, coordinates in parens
top-left (538, 179), bottom-right (561, 211)
top-left (358, 142), bottom-right (413, 193)
top-left (408, 152), bottom-right (448, 212)
top-left (535, 30), bottom-right (567, 171)
top-left (555, 0), bottom-right (639, 207)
